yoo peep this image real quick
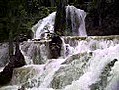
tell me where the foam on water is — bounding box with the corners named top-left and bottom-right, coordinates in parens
top-left (66, 5), bottom-right (87, 36)
top-left (0, 43), bottom-right (9, 67)
top-left (32, 12), bottom-right (56, 39)
top-left (32, 5), bottom-right (87, 39)
top-left (0, 4), bottom-right (119, 90)
top-left (64, 44), bottom-right (119, 90)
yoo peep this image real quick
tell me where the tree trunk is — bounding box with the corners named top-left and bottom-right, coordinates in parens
top-left (54, 0), bottom-right (67, 36)
top-left (50, 0), bottom-right (55, 7)
top-left (9, 30), bottom-right (14, 58)
top-left (97, 0), bottom-right (106, 26)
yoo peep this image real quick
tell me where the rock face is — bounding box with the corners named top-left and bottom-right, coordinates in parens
top-left (20, 36), bottom-right (63, 64)
top-left (20, 40), bottom-right (50, 64)
top-left (51, 52), bottom-right (90, 89)
top-left (0, 62), bottom-right (14, 86)
top-left (14, 42), bottom-right (26, 68)
top-left (0, 42), bottom-right (26, 86)
top-left (10, 65), bottom-right (44, 86)
top-left (0, 36), bottom-right (118, 90)
top-left (48, 36), bottom-right (62, 59)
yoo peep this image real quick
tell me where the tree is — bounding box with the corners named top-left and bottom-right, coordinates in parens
top-left (54, 0), bottom-right (67, 36)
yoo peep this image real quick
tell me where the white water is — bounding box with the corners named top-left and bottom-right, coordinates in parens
top-left (0, 5), bottom-right (119, 90)
top-left (32, 5), bottom-right (87, 39)
top-left (106, 58), bottom-right (119, 90)
top-left (0, 43), bottom-right (9, 67)
top-left (1, 36), bottom-right (119, 90)
top-left (64, 45), bottom-right (119, 90)
top-left (32, 12), bottom-right (56, 39)
top-left (66, 5), bottom-right (87, 36)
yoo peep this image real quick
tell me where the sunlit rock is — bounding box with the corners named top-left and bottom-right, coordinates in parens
top-left (1, 35), bottom-right (119, 90)
top-left (51, 52), bottom-right (91, 89)
top-left (20, 41), bottom-right (50, 64)
top-left (63, 44), bottom-right (119, 90)
top-left (10, 65), bottom-right (45, 86)
top-left (105, 59), bottom-right (119, 90)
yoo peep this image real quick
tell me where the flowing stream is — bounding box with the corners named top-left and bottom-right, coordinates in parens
top-left (0, 5), bottom-right (119, 90)
top-left (32, 5), bottom-right (87, 39)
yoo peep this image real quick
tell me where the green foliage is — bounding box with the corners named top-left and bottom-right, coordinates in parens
top-left (0, 0), bottom-right (119, 42)
top-left (0, 0), bottom-right (56, 42)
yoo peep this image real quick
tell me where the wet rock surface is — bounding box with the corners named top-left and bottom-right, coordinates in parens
top-left (0, 42), bottom-right (26, 86)
top-left (48, 36), bottom-right (62, 59)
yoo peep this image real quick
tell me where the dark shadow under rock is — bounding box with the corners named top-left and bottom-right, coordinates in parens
top-left (48, 35), bottom-right (62, 59)
top-left (0, 41), bottom-right (26, 86)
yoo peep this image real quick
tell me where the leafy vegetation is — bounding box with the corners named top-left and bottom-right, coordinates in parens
top-left (0, 0), bottom-right (56, 42)
top-left (0, 0), bottom-right (119, 42)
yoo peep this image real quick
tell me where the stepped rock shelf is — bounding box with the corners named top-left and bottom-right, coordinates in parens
top-left (0, 35), bottom-right (119, 90)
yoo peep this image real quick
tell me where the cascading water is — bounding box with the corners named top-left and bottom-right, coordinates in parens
top-left (0, 5), bottom-right (119, 90)
top-left (32, 5), bottom-right (87, 39)
top-left (0, 36), bottom-right (119, 90)
top-left (32, 12), bottom-right (56, 39)
top-left (66, 5), bottom-right (87, 36)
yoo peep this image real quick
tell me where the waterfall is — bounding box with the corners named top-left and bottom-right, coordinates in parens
top-left (32, 5), bottom-right (87, 39)
top-left (63, 44), bottom-right (119, 90)
top-left (0, 5), bottom-right (119, 90)
top-left (32, 12), bottom-right (56, 39)
top-left (66, 5), bottom-right (87, 36)
top-left (0, 36), bottom-right (119, 90)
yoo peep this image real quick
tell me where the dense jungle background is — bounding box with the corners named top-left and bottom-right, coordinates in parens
top-left (0, 0), bottom-right (119, 42)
